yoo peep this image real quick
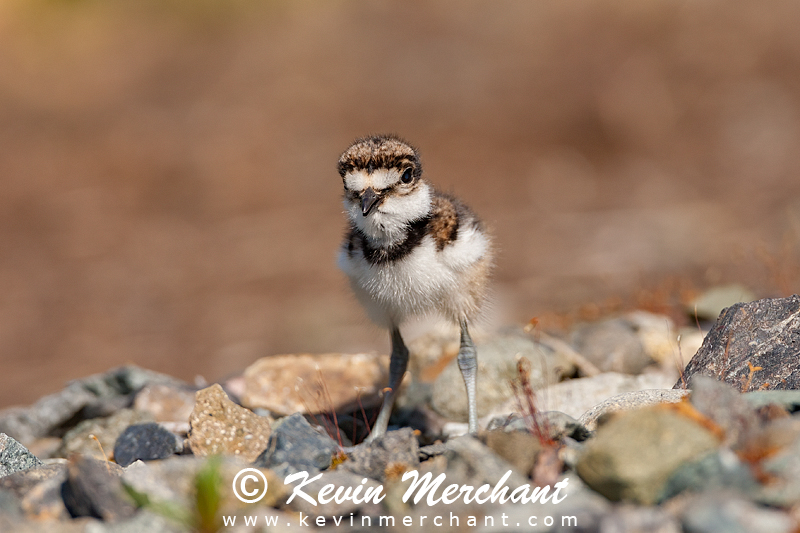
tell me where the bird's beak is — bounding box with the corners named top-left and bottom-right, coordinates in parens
top-left (361, 187), bottom-right (380, 216)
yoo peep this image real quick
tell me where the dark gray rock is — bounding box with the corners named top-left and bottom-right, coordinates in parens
top-left (61, 456), bottom-right (136, 521)
top-left (114, 423), bottom-right (182, 467)
top-left (0, 434), bottom-right (43, 478)
top-left (252, 413), bottom-right (338, 477)
top-left (340, 428), bottom-right (419, 482)
top-left (677, 295), bottom-right (800, 392)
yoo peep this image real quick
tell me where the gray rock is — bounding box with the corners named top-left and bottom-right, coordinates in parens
top-left (677, 295), bottom-right (800, 391)
top-left (0, 434), bottom-right (43, 478)
top-left (253, 413), bottom-right (338, 477)
top-left (61, 456), bottom-right (135, 521)
top-left (59, 409), bottom-right (155, 461)
top-left (571, 317), bottom-right (651, 374)
top-left (0, 366), bottom-right (187, 445)
top-left (661, 448), bottom-right (759, 501)
top-left (576, 406), bottom-right (721, 504)
top-left (0, 464), bottom-right (69, 520)
top-left (688, 376), bottom-right (759, 449)
top-left (340, 428), bottom-right (419, 482)
top-left (283, 469), bottom-right (384, 517)
top-left (681, 493), bottom-right (794, 533)
top-left (431, 332), bottom-right (575, 422)
top-left (443, 435), bottom-right (530, 488)
top-left (578, 389), bottom-right (690, 431)
top-left (114, 423), bottom-right (182, 467)
top-left (600, 504), bottom-right (682, 533)
top-left (486, 411), bottom-right (591, 441)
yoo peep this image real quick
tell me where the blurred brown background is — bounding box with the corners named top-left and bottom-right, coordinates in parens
top-left (2, 0), bottom-right (799, 407)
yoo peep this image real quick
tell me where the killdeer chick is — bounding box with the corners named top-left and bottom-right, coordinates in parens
top-left (337, 135), bottom-right (492, 441)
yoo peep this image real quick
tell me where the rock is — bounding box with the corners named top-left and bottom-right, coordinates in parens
top-left (187, 384), bottom-right (272, 462)
top-left (600, 504), bottom-right (682, 533)
top-left (133, 383), bottom-right (196, 423)
top-left (0, 464), bottom-right (69, 520)
top-left (80, 510), bottom-right (185, 533)
top-left (443, 435), bottom-right (531, 487)
top-left (0, 434), bottom-right (43, 478)
top-left (482, 430), bottom-right (543, 476)
top-left (241, 353), bottom-right (389, 415)
top-left (755, 419), bottom-right (800, 507)
top-left (744, 389), bottom-right (800, 413)
top-left (113, 423), bottom-right (182, 467)
top-left (488, 371), bottom-right (678, 424)
top-left (283, 469), bottom-right (384, 517)
top-left (61, 455), bottom-right (136, 521)
top-left (487, 411), bottom-right (591, 442)
top-left (681, 493), bottom-right (794, 533)
top-left (0, 365), bottom-right (187, 445)
top-left (122, 456), bottom-right (287, 513)
top-left (576, 405), bottom-right (721, 504)
top-left (340, 428), bottom-right (419, 482)
top-left (626, 310), bottom-right (680, 366)
top-left (58, 409), bottom-right (155, 461)
top-left (688, 376), bottom-right (760, 449)
top-left (662, 449), bottom-right (759, 502)
top-left (677, 295), bottom-right (800, 391)
top-left (431, 332), bottom-right (575, 422)
top-left (688, 284), bottom-right (757, 322)
top-left (252, 413), bottom-right (338, 477)
top-left (571, 317), bottom-right (651, 374)
top-left (578, 389), bottom-right (690, 431)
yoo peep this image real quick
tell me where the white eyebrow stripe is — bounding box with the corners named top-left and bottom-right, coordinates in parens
top-left (370, 169), bottom-right (398, 190)
top-left (344, 171), bottom-right (370, 191)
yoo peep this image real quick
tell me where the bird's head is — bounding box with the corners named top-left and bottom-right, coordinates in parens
top-left (338, 135), bottom-right (432, 242)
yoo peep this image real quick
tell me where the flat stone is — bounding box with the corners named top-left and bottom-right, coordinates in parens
top-left (578, 389), bottom-right (690, 431)
top-left (252, 413), bottom-right (338, 477)
top-left (61, 455), bottom-right (135, 521)
top-left (0, 434), bottom-right (43, 478)
top-left (241, 353), bottom-right (389, 415)
top-left (187, 384), bottom-right (272, 462)
top-left (576, 405), bottom-right (721, 504)
top-left (340, 428), bottom-right (419, 482)
top-left (677, 295), bottom-right (800, 391)
top-left (431, 331), bottom-right (575, 422)
top-left (114, 423), bottom-right (182, 467)
top-left (58, 409), bottom-right (155, 461)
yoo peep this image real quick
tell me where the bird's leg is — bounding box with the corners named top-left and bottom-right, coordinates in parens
top-left (458, 318), bottom-right (479, 434)
top-left (366, 326), bottom-right (409, 442)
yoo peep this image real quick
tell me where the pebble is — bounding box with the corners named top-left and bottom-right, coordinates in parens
top-left (241, 353), bottom-right (389, 415)
top-left (113, 423), bottom-right (182, 467)
top-left (576, 405), bottom-right (721, 504)
top-left (252, 413), bottom-right (338, 477)
top-left (340, 428), bottom-right (419, 482)
top-left (133, 383), bottom-right (196, 423)
top-left (187, 383), bottom-right (272, 462)
top-left (61, 455), bottom-right (135, 521)
top-left (0, 464), bottom-right (69, 521)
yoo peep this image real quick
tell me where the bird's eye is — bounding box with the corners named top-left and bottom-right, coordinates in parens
top-left (401, 168), bottom-right (413, 184)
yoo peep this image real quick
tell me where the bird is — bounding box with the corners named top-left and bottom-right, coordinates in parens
top-left (336, 134), bottom-right (492, 441)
